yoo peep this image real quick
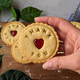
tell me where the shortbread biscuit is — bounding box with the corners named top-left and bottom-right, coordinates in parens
top-left (71, 22), bottom-right (80, 29)
top-left (1, 21), bottom-right (25, 47)
top-left (18, 22), bottom-right (59, 63)
top-left (11, 40), bottom-right (30, 64)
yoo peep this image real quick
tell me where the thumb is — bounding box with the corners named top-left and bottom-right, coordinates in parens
top-left (42, 54), bottom-right (77, 70)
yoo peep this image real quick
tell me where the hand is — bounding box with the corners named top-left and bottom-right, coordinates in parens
top-left (35, 16), bottom-right (80, 74)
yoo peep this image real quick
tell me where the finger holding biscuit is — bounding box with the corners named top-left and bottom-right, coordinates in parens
top-left (35, 16), bottom-right (80, 74)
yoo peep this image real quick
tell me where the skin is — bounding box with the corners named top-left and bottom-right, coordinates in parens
top-left (35, 16), bottom-right (80, 74)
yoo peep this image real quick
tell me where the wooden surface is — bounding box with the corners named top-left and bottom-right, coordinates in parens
top-left (0, 22), bottom-right (80, 80)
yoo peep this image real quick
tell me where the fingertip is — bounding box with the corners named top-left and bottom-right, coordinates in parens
top-left (35, 16), bottom-right (49, 22)
top-left (34, 17), bottom-right (40, 22)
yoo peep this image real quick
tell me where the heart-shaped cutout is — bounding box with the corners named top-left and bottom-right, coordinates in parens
top-left (11, 30), bottom-right (17, 37)
top-left (34, 39), bottom-right (44, 49)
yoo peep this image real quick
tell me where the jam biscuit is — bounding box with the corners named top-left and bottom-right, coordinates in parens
top-left (1, 21), bottom-right (25, 47)
top-left (71, 22), bottom-right (80, 29)
top-left (18, 23), bottom-right (59, 63)
top-left (11, 40), bottom-right (30, 64)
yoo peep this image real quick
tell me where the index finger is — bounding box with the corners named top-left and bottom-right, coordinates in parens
top-left (35, 17), bottom-right (75, 34)
top-left (35, 16), bottom-right (80, 42)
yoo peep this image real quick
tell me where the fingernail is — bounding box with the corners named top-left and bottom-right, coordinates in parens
top-left (42, 61), bottom-right (53, 69)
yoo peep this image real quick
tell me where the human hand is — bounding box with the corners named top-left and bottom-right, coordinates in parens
top-left (35, 16), bottom-right (80, 74)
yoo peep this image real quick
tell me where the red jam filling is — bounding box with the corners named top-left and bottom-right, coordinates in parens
top-left (34, 39), bottom-right (44, 49)
top-left (11, 31), bottom-right (17, 37)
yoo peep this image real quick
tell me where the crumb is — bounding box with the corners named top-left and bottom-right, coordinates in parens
top-left (66, 76), bottom-right (69, 78)
top-left (58, 70), bottom-right (61, 73)
top-left (29, 73), bottom-right (31, 77)
top-left (25, 69), bottom-right (30, 73)
top-left (9, 63), bottom-right (12, 65)
top-left (3, 49), bottom-right (5, 50)
top-left (39, 75), bottom-right (41, 77)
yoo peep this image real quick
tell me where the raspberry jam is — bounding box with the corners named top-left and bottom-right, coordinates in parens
top-left (34, 39), bottom-right (44, 49)
top-left (11, 31), bottom-right (17, 37)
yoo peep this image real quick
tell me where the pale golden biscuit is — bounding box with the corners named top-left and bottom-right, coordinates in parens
top-left (18, 22), bottom-right (59, 63)
top-left (71, 22), bottom-right (80, 29)
top-left (1, 21), bottom-right (25, 47)
top-left (11, 40), bottom-right (30, 64)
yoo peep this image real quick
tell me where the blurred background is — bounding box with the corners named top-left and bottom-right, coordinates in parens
top-left (0, 0), bottom-right (80, 22)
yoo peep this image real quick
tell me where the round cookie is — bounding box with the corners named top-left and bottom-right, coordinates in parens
top-left (18, 22), bottom-right (59, 63)
top-left (1, 21), bottom-right (25, 47)
top-left (11, 40), bottom-right (30, 64)
top-left (71, 22), bottom-right (80, 29)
